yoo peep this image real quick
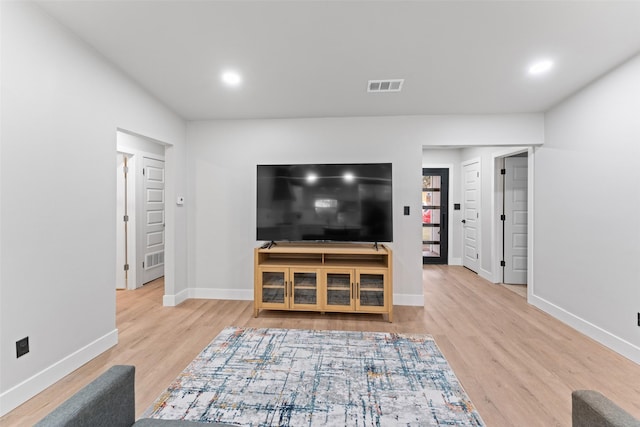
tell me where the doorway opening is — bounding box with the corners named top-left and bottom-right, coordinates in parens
top-left (422, 168), bottom-right (449, 264)
top-left (116, 130), bottom-right (166, 290)
top-left (494, 147), bottom-right (533, 299)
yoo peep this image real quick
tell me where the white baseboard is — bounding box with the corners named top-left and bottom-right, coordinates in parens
top-left (393, 293), bottom-right (424, 307)
top-left (479, 268), bottom-right (498, 283)
top-left (0, 329), bottom-right (118, 416)
top-left (163, 288), bottom-right (189, 307)
top-left (189, 288), bottom-right (254, 301)
top-left (449, 257), bottom-right (462, 266)
top-left (530, 294), bottom-right (640, 364)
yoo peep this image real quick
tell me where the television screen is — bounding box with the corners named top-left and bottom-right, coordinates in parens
top-left (257, 163), bottom-right (393, 243)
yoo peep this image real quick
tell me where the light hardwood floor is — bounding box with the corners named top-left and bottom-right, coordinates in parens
top-left (3, 266), bottom-right (640, 426)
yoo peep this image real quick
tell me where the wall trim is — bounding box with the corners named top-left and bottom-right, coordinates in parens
top-left (0, 329), bottom-right (118, 416)
top-left (393, 293), bottom-right (424, 307)
top-left (530, 294), bottom-right (640, 364)
top-left (449, 257), bottom-right (462, 266)
top-left (163, 288), bottom-right (189, 307)
top-left (189, 288), bottom-right (254, 301)
top-left (479, 268), bottom-right (496, 283)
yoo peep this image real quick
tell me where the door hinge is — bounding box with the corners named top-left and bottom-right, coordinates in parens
top-left (123, 166), bottom-right (129, 174)
top-left (143, 168), bottom-right (145, 176)
top-left (500, 168), bottom-right (506, 175)
top-left (142, 261), bottom-right (145, 268)
top-left (124, 264), bottom-right (129, 271)
top-left (123, 215), bottom-right (129, 222)
top-left (500, 214), bottom-right (506, 221)
top-left (500, 260), bottom-right (506, 267)
top-left (477, 172), bottom-right (479, 177)
top-left (476, 254), bottom-right (479, 259)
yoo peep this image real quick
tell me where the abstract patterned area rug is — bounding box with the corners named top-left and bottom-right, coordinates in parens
top-left (144, 327), bottom-right (484, 426)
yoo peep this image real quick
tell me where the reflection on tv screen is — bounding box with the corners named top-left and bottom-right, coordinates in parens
top-left (257, 163), bottom-right (392, 243)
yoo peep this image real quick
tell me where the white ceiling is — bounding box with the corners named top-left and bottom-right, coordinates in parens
top-left (37, 0), bottom-right (640, 121)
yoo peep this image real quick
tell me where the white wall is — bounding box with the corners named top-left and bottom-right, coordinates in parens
top-left (187, 115), bottom-right (543, 306)
top-left (0, 2), bottom-right (187, 414)
top-left (533, 53), bottom-right (640, 363)
top-left (187, 117), bottom-right (424, 305)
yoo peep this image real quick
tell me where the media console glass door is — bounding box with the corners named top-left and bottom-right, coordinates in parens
top-left (260, 269), bottom-right (286, 306)
top-left (356, 270), bottom-right (387, 310)
top-left (291, 270), bottom-right (318, 308)
top-left (324, 270), bottom-right (354, 309)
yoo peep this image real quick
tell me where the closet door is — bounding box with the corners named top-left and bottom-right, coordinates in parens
top-left (141, 157), bottom-right (165, 284)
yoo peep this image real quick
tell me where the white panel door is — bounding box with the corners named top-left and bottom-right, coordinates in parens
top-left (463, 161), bottom-right (480, 273)
top-left (141, 157), bottom-right (165, 285)
top-left (504, 156), bottom-right (528, 284)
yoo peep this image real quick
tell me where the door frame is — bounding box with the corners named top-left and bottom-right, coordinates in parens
top-left (421, 164), bottom-right (454, 264)
top-left (116, 152), bottom-right (136, 289)
top-left (492, 147), bottom-right (535, 297)
top-left (421, 167), bottom-right (450, 264)
top-left (116, 129), bottom-right (167, 290)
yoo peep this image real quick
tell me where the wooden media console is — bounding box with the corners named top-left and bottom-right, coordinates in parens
top-left (254, 242), bottom-right (393, 322)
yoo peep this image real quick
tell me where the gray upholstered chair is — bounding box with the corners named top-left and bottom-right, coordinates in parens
top-left (35, 365), bottom-right (235, 426)
top-left (572, 390), bottom-right (640, 427)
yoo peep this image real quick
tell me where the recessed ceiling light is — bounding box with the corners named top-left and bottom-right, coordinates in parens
top-left (221, 70), bottom-right (242, 87)
top-left (528, 59), bottom-right (554, 76)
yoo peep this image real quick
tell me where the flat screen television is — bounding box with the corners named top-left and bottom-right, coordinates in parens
top-left (257, 163), bottom-right (393, 243)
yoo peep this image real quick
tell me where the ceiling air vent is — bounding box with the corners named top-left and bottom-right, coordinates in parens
top-left (368, 79), bottom-right (404, 93)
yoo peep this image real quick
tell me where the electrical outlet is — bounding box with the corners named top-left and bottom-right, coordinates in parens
top-left (16, 337), bottom-right (29, 358)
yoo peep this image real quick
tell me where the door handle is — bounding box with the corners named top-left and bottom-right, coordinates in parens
top-left (462, 219), bottom-right (466, 223)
